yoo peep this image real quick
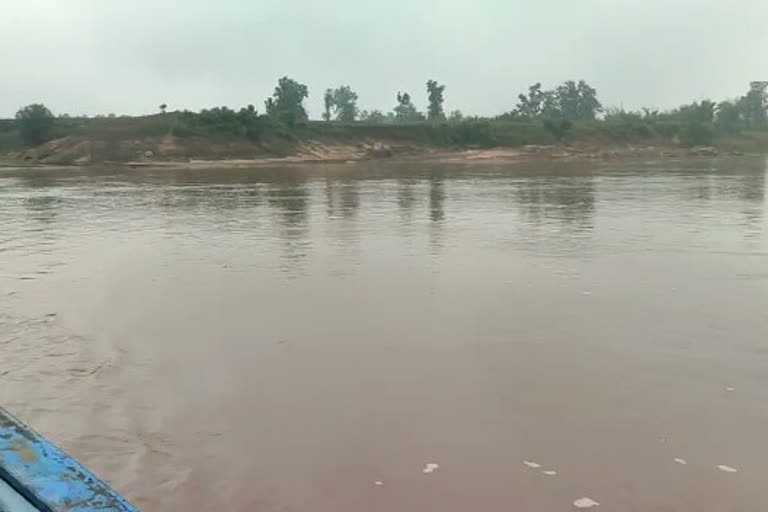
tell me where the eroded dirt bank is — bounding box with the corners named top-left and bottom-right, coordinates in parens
top-left (1, 134), bottom-right (748, 170)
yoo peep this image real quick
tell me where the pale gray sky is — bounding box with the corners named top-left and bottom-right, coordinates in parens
top-left (2, 0), bottom-right (767, 118)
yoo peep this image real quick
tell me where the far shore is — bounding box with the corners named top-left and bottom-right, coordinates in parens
top-left (1, 143), bottom-right (755, 172)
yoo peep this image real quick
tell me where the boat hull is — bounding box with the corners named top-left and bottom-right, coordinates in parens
top-left (0, 408), bottom-right (137, 512)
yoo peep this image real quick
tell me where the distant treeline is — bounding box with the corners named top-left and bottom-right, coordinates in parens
top-left (4, 77), bottom-right (767, 149)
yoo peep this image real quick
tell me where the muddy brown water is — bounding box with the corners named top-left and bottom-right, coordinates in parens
top-left (1, 158), bottom-right (767, 511)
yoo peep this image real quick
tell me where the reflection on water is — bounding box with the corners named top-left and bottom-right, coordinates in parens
top-left (515, 173), bottom-right (595, 230)
top-left (266, 179), bottom-right (311, 273)
top-left (428, 172), bottom-right (445, 223)
top-left (1, 157), bottom-right (768, 512)
top-left (397, 177), bottom-right (418, 223)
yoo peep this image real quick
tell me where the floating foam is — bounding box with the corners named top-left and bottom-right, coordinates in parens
top-left (573, 497), bottom-right (600, 509)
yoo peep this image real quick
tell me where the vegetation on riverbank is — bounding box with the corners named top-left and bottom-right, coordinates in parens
top-left (1, 78), bottom-right (767, 165)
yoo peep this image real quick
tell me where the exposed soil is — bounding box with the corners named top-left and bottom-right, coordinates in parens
top-left (1, 135), bottom-right (746, 169)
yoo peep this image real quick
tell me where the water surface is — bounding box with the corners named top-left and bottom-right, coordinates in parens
top-left (1, 158), bottom-right (767, 511)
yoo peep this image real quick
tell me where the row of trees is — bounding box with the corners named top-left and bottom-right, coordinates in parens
top-left (320, 80), bottom-right (448, 123)
top-left (175, 76), bottom-right (454, 134)
top-left (317, 79), bottom-right (604, 125)
top-left (604, 90), bottom-right (768, 132)
top-left (9, 77), bottom-right (768, 146)
top-left (686, 89), bottom-right (767, 132)
top-left (599, 84), bottom-right (768, 145)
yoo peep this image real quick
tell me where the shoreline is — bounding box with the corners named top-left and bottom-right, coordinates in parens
top-left (1, 144), bottom-right (756, 171)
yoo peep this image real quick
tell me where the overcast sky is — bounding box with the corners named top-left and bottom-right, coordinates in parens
top-left (2, 0), bottom-right (767, 118)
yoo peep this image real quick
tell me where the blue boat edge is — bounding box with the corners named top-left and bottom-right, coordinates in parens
top-left (0, 407), bottom-right (138, 512)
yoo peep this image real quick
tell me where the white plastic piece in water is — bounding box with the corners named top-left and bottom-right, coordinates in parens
top-left (422, 463), bottom-right (439, 474)
top-left (717, 465), bottom-right (737, 473)
top-left (582, 291), bottom-right (593, 296)
top-left (542, 470), bottom-right (557, 476)
top-left (374, 481), bottom-right (383, 486)
top-left (726, 387), bottom-right (735, 392)
top-left (573, 497), bottom-right (600, 509)
top-left (674, 458), bottom-right (687, 465)
top-left (523, 461), bottom-right (542, 469)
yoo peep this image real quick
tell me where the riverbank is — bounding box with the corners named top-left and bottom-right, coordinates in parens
top-left (0, 145), bottom-right (749, 169)
top-left (1, 141), bottom-right (755, 171)
top-left (134, 145), bottom-right (743, 170)
top-left (1, 114), bottom-right (767, 168)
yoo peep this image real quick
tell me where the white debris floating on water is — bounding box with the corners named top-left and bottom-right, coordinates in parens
top-left (542, 470), bottom-right (557, 476)
top-left (573, 497), bottom-right (600, 509)
top-left (422, 463), bottom-right (439, 474)
top-left (374, 481), bottom-right (383, 486)
top-left (523, 461), bottom-right (542, 469)
top-left (726, 387), bottom-right (735, 392)
top-left (674, 458), bottom-right (688, 465)
top-left (717, 465), bottom-right (738, 473)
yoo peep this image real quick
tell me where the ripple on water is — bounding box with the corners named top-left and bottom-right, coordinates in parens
top-left (2, 161), bottom-right (768, 510)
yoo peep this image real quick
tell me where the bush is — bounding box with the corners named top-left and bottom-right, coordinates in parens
top-left (173, 106), bottom-right (270, 140)
top-left (542, 119), bottom-right (573, 141)
top-left (428, 120), bottom-right (496, 147)
top-left (679, 121), bottom-right (715, 147)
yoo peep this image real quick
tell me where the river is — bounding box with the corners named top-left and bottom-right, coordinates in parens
top-left (1, 158), bottom-right (767, 511)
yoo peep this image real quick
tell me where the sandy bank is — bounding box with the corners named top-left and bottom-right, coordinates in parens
top-left (2, 138), bottom-right (752, 171)
top-left (119, 144), bottom-right (742, 170)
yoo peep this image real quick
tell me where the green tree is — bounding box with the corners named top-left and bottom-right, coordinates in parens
top-left (540, 90), bottom-right (560, 119)
top-left (322, 89), bottom-right (333, 121)
top-left (513, 81), bottom-right (600, 121)
top-left (575, 80), bottom-right (602, 120)
top-left (331, 85), bottom-right (359, 121)
top-left (265, 76), bottom-right (309, 127)
top-left (15, 103), bottom-right (55, 145)
top-left (236, 104), bottom-right (263, 139)
top-left (264, 98), bottom-right (277, 117)
top-left (738, 84), bottom-right (767, 129)
top-left (394, 92), bottom-right (423, 122)
top-left (555, 80), bottom-right (602, 121)
top-left (641, 107), bottom-right (660, 120)
top-left (715, 100), bottom-right (742, 133)
top-left (449, 109), bottom-right (464, 121)
top-left (426, 80), bottom-right (446, 120)
top-left (555, 81), bottom-right (579, 119)
top-left (676, 100), bottom-right (716, 123)
top-left (671, 100), bottom-right (717, 146)
top-left (321, 86), bottom-right (359, 121)
top-left (514, 83), bottom-right (545, 119)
